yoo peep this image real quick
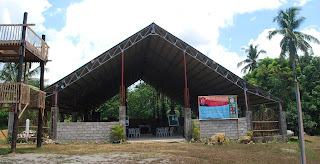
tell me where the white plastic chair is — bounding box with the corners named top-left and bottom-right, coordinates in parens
top-left (169, 127), bottom-right (174, 136)
top-left (156, 127), bottom-right (164, 137)
top-left (164, 127), bottom-right (169, 137)
top-left (128, 128), bottom-right (135, 138)
top-left (135, 128), bottom-right (140, 138)
top-left (156, 128), bottom-right (160, 137)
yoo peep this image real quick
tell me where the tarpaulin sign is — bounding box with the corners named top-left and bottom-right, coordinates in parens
top-left (198, 95), bottom-right (238, 119)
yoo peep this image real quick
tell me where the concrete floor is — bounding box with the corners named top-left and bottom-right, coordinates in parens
top-left (127, 134), bottom-right (185, 143)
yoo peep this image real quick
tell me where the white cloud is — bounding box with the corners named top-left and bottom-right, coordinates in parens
top-left (250, 16), bottom-right (257, 22)
top-left (301, 28), bottom-right (320, 56)
top-left (43, 0), bottom-right (286, 83)
top-left (247, 28), bottom-right (283, 59)
top-left (0, 0), bottom-right (51, 32)
top-left (246, 27), bottom-right (320, 67)
top-left (49, 8), bottom-right (62, 17)
top-left (294, 0), bottom-right (311, 6)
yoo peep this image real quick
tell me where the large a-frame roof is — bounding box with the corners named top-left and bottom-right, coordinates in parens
top-left (44, 23), bottom-right (281, 113)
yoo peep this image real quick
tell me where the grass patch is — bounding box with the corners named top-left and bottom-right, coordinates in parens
top-left (288, 137), bottom-right (312, 143)
top-left (0, 147), bottom-right (10, 155)
top-left (0, 140), bottom-right (7, 144)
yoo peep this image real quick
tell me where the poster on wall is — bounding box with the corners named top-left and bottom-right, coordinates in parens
top-left (198, 95), bottom-right (238, 119)
top-left (168, 115), bottom-right (179, 126)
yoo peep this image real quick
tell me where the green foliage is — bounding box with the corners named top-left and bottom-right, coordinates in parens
top-left (0, 109), bottom-right (9, 129)
top-left (97, 82), bottom-right (184, 121)
top-left (0, 63), bottom-right (48, 83)
top-left (191, 120), bottom-right (201, 141)
top-left (223, 139), bottom-right (231, 145)
top-left (97, 94), bottom-right (120, 121)
top-left (237, 44), bottom-right (266, 73)
top-left (110, 124), bottom-right (125, 142)
top-left (244, 56), bottom-right (320, 135)
top-left (246, 130), bottom-right (253, 137)
top-left (0, 147), bottom-right (11, 155)
top-left (266, 7), bottom-right (319, 136)
top-left (268, 7), bottom-right (320, 61)
top-left (127, 83), bottom-right (157, 119)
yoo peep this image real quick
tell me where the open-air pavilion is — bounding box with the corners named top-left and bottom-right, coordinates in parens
top-left (43, 23), bottom-right (287, 142)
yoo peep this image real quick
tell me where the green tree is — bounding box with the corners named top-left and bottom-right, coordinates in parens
top-left (237, 44), bottom-right (266, 74)
top-left (127, 83), bottom-right (157, 119)
top-left (0, 63), bottom-right (48, 83)
top-left (299, 56), bottom-right (320, 135)
top-left (0, 63), bottom-right (48, 128)
top-left (97, 94), bottom-right (120, 121)
top-left (0, 109), bottom-right (9, 129)
top-left (97, 82), bottom-right (184, 123)
top-left (244, 57), bottom-right (319, 134)
top-left (268, 7), bottom-right (319, 162)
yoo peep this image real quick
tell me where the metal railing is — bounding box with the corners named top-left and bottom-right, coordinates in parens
top-left (0, 24), bottom-right (49, 60)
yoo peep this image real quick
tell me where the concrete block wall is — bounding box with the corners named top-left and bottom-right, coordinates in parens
top-left (56, 122), bottom-right (118, 143)
top-left (7, 112), bottom-right (14, 136)
top-left (238, 117), bottom-right (248, 137)
top-left (192, 118), bottom-right (248, 140)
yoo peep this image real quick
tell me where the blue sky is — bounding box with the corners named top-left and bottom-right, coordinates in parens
top-left (1, 0), bottom-right (319, 84)
top-left (219, 0), bottom-right (320, 55)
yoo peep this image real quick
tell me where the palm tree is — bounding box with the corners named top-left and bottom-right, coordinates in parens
top-left (0, 63), bottom-right (48, 83)
top-left (237, 44), bottom-right (266, 73)
top-left (268, 7), bottom-right (320, 164)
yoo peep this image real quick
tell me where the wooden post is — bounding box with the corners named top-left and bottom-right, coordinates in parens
top-left (244, 84), bottom-right (252, 131)
top-left (244, 86), bottom-right (250, 112)
top-left (37, 35), bottom-right (45, 147)
top-left (11, 12), bottom-right (27, 153)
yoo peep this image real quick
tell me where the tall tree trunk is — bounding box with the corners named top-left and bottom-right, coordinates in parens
top-left (292, 58), bottom-right (307, 164)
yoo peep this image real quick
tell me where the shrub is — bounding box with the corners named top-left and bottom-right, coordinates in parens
top-left (191, 120), bottom-right (201, 141)
top-left (246, 130), bottom-right (253, 137)
top-left (110, 123), bottom-right (125, 143)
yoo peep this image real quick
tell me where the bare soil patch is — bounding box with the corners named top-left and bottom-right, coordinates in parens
top-left (0, 136), bottom-right (320, 164)
top-left (0, 153), bottom-right (169, 164)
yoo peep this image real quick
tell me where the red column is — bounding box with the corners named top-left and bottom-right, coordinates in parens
top-left (183, 51), bottom-right (190, 108)
top-left (121, 51), bottom-right (125, 106)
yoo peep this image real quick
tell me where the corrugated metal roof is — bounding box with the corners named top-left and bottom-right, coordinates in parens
top-left (44, 23), bottom-right (281, 113)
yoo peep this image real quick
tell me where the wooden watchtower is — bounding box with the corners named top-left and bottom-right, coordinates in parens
top-left (0, 12), bottom-right (49, 152)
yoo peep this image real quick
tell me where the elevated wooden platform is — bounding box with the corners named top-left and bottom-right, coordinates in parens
top-left (0, 24), bottom-right (49, 62)
top-left (0, 82), bottom-right (46, 109)
top-left (0, 82), bottom-right (30, 104)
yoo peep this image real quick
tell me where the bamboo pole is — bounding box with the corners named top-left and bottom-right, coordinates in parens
top-left (37, 35), bottom-right (45, 147)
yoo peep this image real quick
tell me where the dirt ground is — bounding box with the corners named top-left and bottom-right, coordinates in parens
top-left (0, 136), bottom-right (320, 164)
top-left (0, 153), bottom-right (170, 164)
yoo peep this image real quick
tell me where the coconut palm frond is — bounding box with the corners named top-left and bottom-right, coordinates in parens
top-left (237, 44), bottom-right (266, 74)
